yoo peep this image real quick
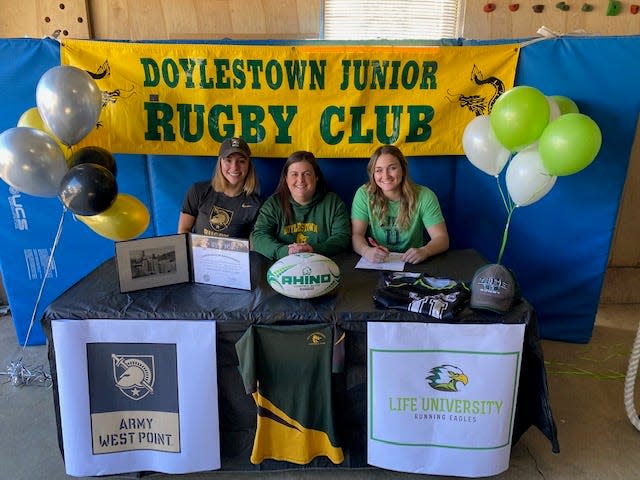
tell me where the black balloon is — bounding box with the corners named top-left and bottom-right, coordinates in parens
top-left (69, 146), bottom-right (117, 176)
top-left (59, 163), bottom-right (118, 216)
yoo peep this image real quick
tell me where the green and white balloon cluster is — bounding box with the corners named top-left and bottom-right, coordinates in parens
top-left (462, 85), bottom-right (602, 262)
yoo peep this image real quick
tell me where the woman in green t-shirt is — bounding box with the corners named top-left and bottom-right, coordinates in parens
top-left (351, 145), bottom-right (449, 264)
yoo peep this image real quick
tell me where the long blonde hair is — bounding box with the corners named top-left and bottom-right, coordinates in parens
top-left (211, 154), bottom-right (259, 195)
top-left (366, 145), bottom-right (418, 231)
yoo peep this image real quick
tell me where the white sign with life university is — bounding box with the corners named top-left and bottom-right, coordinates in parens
top-left (368, 322), bottom-right (525, 477)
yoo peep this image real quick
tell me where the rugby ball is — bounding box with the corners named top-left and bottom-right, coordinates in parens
top-left (267, 253), bottom-right (341, 299)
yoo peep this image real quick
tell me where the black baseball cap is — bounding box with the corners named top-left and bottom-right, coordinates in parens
top-left (219, 137), bottom-right (251, 158)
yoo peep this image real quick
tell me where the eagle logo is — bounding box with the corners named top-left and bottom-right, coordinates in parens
top-left (112, 354), bottom-right (155, 400)
top-left (426, 364), bottom-right (469, 392)
top-left (307, 332), bottom-right (327, 345)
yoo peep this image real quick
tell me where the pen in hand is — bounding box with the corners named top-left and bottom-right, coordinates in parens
top-left (367, 237), bottom-right (389, 262)
top-left (368, 237), bottom-right (388, 251)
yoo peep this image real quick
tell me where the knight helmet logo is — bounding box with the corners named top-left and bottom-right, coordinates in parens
top-left (112, 354), bottom-right (155, 400)
top-left (426, 364), bottom-right (469, 392)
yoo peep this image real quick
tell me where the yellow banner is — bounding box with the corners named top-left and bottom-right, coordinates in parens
top-left (61, 40), bottom-right (519, 158)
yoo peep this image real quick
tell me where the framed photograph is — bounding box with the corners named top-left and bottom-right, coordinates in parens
top-left (115, 234), bottom-right (190, 293)
top-left (189, 234), bottom-right (251, 290)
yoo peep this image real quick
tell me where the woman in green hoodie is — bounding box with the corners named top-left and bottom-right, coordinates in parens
top-left (252, 151), bottom-right (351, 260)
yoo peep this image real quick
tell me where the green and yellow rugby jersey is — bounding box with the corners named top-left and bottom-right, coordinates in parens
top-left (235, 324), bottom-right (345, 465)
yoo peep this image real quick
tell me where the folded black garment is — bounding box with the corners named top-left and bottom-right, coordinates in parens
top-left (373, 273), bottom-right (470, 321)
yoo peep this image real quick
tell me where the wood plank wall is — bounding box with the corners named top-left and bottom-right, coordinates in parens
top-left (89, 0), bottom-right (320, 40)
top-left (3, 0), bottom-right (640, 40)
top-left (0, 0), bottom-right (638, 297)
top-left (463, 0), bottom-right (640, 39)
top-left (0, 0), bottom-right (91, 39)
top-left (0, 0), bottom-right (320, 40)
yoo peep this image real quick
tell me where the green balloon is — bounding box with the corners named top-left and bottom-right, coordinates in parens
top-left (549, 95), bottom-right (579, 115)
top-left (539, 113), bottom-right (602, 176)
top-left (489, 86), bottom-right (550, 152)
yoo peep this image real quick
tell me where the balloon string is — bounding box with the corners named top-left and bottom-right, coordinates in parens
top-left (21, 205), bottom-right (67, 349)
top-left (497, 205), bottom-right (516, 265)
top-left (497, 153), bottom-right (515, 213)
top-left (496, 174), bottom-right (509, 212)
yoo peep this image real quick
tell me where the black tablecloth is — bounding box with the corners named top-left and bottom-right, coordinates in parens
top-left (42, 249), bottom-right (559, 472)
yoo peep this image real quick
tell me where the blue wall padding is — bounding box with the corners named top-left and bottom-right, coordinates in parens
top-left (148, 155), bottom-right (213, 235)
top-left (0, 39), bottom-right (77, 345)
top-left (451, 36), bottom-right (640, 342)
top-left (253, 157), bottom-right (286, 201)
top-left (1, 37), bottom-right (639, 345)
top-left (407, 156), bottom-right (457, 224)
top-left (149, 155), bottom-right (292, 235)
top-left (0, 39), bottom-right (155, 345)
top-left (0, 154), bottom-right (155, 345)
top-left (317, 158), bottom-right (367, 211)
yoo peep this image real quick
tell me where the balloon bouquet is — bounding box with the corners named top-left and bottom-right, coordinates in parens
top-left (1, 65), bottom-right (150, 241)
top-left (462, 85), bottom-right (601, 263)
top-left (0, 65), bottom-right (150, 360)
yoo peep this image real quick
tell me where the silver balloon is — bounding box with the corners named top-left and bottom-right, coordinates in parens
top-left (36, 65), bottom-right (103, 146)
top-left (0, 127), bottom-right (68, 197)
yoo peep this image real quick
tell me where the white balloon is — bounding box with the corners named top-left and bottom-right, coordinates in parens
top-left (36, 65), bottom-right (103, 146)
top-left (462, 115), bottom-right (511, 176)
top-left (546, 96), bottom-right (561, 123)
top-left (0, 127), bottom-right (68, 197)
top-left (506, 147), bottom-right (557, 207)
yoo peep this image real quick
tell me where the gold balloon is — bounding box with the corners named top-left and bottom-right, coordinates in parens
top-left (18, 107), bottom-right (46, 130)
top-left (76, 193), bottom-right (150, 241)
top-left (17, 107), bottom-right (73, 161)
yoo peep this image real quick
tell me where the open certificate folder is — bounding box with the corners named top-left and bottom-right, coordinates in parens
top-left (190, 234), bottom-right (251, 290)
top-left (355, 252), bottom-right (405, 271)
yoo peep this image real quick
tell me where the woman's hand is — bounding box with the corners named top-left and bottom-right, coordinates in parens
top-left (288, 243), bottom-right (313, 255)
top-left (402, 247), bottom-right (428, 264)
top-left (365, 237), bottom-right (389, 263)
top-left (402, 223), bottom-right (449, 264)
top-left (365, 245), bottom-right (389, 263)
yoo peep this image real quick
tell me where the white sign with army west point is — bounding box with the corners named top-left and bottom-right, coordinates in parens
top-left (52, 319), bottom-right (219, 476)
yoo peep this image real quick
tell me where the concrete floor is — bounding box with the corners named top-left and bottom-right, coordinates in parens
top-left (2, 304), bottom-right (640, 480)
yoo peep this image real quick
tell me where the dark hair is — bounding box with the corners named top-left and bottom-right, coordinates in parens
top-left (274, 151), bottom-right (328, 224)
